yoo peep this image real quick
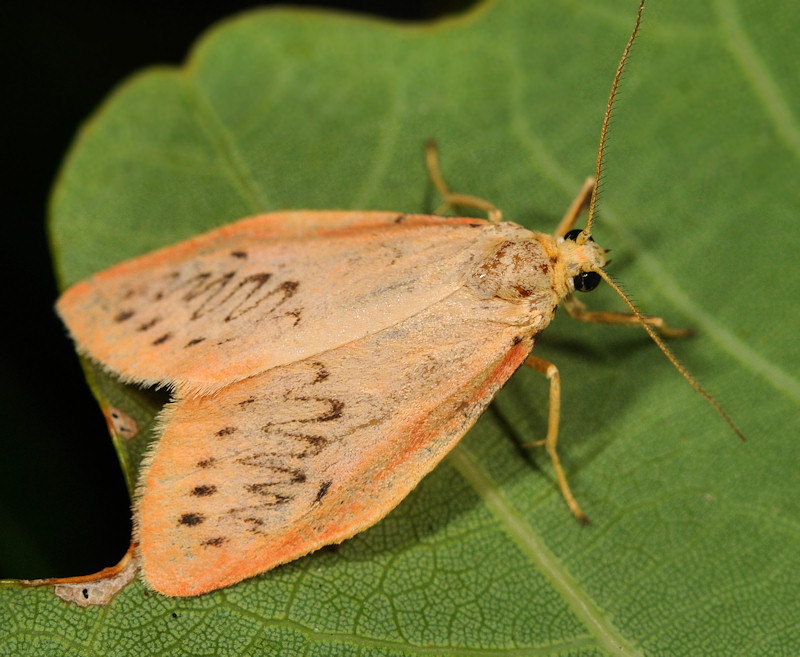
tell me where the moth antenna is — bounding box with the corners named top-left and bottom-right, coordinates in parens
top-left (579, 0), bottom-right (646, 244)
top-left (595, 268), bottom-right (746, 442)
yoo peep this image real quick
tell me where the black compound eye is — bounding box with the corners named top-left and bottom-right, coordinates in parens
top-left (564, 229), bottom-right (594, 242)
top-left (573, 270), bottom-right (601, 292)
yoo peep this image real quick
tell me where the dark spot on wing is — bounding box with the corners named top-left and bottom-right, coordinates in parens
top-left (254, 433), bottom-right (331, 459)
top-left (152, 333), bottom-right (172, 346)
top-left (202, 537), bottom-right (226, 547)
top-left (285, 309), bottom-right (302, 327)
top-left (292, 435), bottom-right (330, 458)
top-left (269, 396), bottom-right (344, 425)
top-left (231, 251), bottom-right (248, 259)
top-left (512, 335), bottom-right (523, 346)
top-left (241, 467), bottom-right (306, 484)
top-left (313, 399), bottom-right (343, 422)
top-left (186, 337), bottom-right (206, 347)
top-left (114, 310), bottom-right (134, 322)
top-left (137, 317), bottom-right (160, 331)
top-left (197, 457), bottom-right (216, 469)
top-left (178, 512), bottom-right (204, 526)
top-left (311, 362), bottom-right (330, 384)
top-left (245, 483), bottom-right (296, 499)
top-left (238, 397), bottom-right (256, 407)
top-left (216, 426), bottom-right (236, 437)
top-left (314, 481), bottom-right (332, 503)
top-left (191, 485), bottom-right (217, 497)
top-left (235, 461), bottom-right (307, 485)
top-left (220, 272), bottom-right (272, 319)
top-left (453, 399), bottom-right (470, 417)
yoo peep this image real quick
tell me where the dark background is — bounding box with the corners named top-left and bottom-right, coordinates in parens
top-left (0, 0), bottom-right (474, 580)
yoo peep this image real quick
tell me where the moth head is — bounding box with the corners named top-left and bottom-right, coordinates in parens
top-left (559, 228), bottom-right (605, 293)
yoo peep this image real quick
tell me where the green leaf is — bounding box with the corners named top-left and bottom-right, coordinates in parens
top-left (5, 0), bottom-right (799, 654)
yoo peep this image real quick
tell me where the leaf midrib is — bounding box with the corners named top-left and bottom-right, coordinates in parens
top-left (448, 444), bottom-right (646, 657)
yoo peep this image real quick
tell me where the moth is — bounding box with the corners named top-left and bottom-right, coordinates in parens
top-left (56, 0), bottom-right (739, 597)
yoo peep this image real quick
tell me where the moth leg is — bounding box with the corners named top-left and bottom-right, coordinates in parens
top-left (522, 354), bottom-right (589, 525)
top-left (554, 177), bottom-right (595, 237)
top-left (425, 140), bottom-right (503, 223)
top-left (563, 294), bottom-right (692, 339)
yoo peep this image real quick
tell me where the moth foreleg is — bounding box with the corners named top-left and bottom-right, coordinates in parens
top-left (554, 177), bottom-right (595, 237)
top-left (563, 294), bottom-right (692, 339)
top-left (424, 140), bottom-right (503, 223)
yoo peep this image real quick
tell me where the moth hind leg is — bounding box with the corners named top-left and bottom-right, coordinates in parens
top-left (425, 140), bottom-right (503, 223)
top-left (522, 354), bottom-right (589, 525)
top-left (563, 294), bottom-right (692, 339)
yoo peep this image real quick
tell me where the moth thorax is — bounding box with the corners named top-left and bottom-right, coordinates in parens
top-left (467, 238), bottom-right (558, 302)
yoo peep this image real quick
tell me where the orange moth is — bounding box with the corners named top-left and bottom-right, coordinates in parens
top-left (56, 0), bottom-right (741, 597)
